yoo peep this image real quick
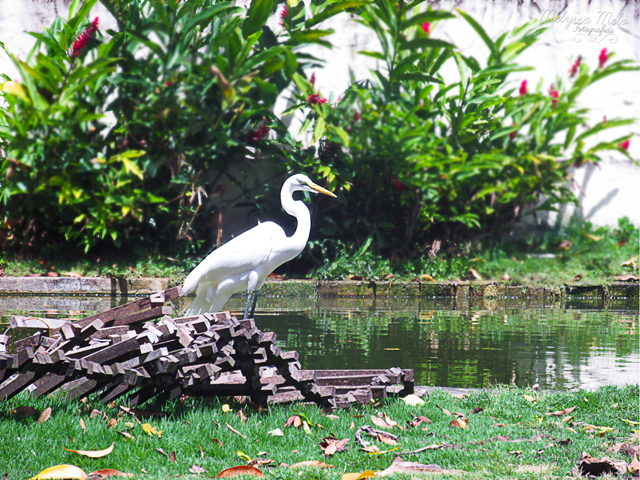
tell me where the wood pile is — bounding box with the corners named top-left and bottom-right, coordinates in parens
top-left (0, 288), bottom-right (414, 409)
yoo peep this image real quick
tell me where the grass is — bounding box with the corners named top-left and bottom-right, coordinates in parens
top-left (0, 217), bottom-right (638, 287)
top-left (0, 385), bottom-right (638, 479)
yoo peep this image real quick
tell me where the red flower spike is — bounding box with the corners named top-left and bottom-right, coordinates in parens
top-left (618, 140), bottom-right (630, 150)
top-left (569, 55), bottom-right (582, 77)
top-left (519, 80), bottom-right (527, 96)
top-left (72, 17), bottom-right (99, 57)
top-left (422, 22), bottom-right (430, 36)
top-left (392, 179), bottom-right (406, 194)
top-left (509, 122), bottom-right (517, 140)
top-left (598, 48), bottom-right (609, 69)
top-left (310, 73), bottom-right (316, 87)
top-left (602, 115), bottom-right (607, 125)
top-left (549, 85), bottom-right (559, 108)
top-left (353, 111), bottom-right (361, 121)
top-left (247, 125), bottom-right (270, 143)
top-left (307, 93), bottom-right (327, 105)
top-left (280, 5), bottom-right (287, 26)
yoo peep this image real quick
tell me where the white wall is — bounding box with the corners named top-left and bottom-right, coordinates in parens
top-left (1, 0), bottom-right (638, 231)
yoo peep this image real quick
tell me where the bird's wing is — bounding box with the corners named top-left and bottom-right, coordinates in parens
top-left (183, 221), bottom-right (286, 294)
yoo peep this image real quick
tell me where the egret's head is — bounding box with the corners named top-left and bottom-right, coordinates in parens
top-left (289, 174), bottom-right (337, 198)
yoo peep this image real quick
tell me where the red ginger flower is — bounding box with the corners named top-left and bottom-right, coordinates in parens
top-left (519, 80), bottom-right (527, 96)
top-left (599, 48), bottom-right (609, 69)
top-left (422, 22), bottom-right (430, 36)
top-left (248, 125), bottom-right (270, 142)
top-left (72, 17), bottom-right (99, 57)
top-left (307, 93), bottom-right (327, 105)
top-left (618, 139), bottom-right (630, 150)
top-left (310, 72), bottom-right (316, 87)
top-left (279, 5), bottom-right (287, 26)
top-left (353, 110), bottom-right (361, 121)
top-left (549, 85), bottom-right (559, 108)
top-left (570, 56), bottom-right (582, 77)
top-left (392, 179), bottom-right (406, 194)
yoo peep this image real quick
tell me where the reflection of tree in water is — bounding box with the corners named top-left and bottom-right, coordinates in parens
top-left (257, 306), bottom-right (638, 390)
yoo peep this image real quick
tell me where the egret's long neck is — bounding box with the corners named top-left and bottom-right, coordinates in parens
top-left (281, 185), bottom-right (311, 251)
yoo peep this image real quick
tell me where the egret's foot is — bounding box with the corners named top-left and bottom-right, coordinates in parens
top-left (249, 290), bottom-right (260, 319)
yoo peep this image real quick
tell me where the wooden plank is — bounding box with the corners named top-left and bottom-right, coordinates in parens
top-left (9, 316), bottom-right (70, 331)
top-left (112, 306), bottom-right (173, 327)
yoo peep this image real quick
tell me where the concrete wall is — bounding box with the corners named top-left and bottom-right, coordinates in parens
top-left (1, 0), bottom-right (638, 233)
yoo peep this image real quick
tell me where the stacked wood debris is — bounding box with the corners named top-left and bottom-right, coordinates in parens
top-left (0, 288), bottom-right (414, 409)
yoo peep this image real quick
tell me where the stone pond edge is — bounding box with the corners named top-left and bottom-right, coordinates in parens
top-left (0, 276), bottom-right (637, 299)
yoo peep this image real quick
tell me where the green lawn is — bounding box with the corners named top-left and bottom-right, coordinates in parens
top-left (1, 386), bottom-right (638, 479)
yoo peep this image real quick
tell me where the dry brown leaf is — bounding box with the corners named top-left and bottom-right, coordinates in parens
top-left (226, 422), bottom-right (247, 439)
top-left (155, 448), bottom-right (169, 458)
top-left (341, 471), bottom-right (375, 480)
top-left (38, 407), bottom-right (52, 423)
top-left (89, 409), bottom-right (102, 419)
top-left (170, 451), bottom-right (176, 463)
top-left (450, 419), bottom-right (468, 429)
top-left (189, 465), bottom-right (205, 473)
top-left (62, 442), bottom-right (114, 458)
top-left (115, 431), bottom-right (135, 442)
top-left (10, 406), bottom-right (39, 419)
top-left (349, 421), bottom-right (355, 429)
top-left (29, 465), bottom-right (87, 480)
top-left (629, 455), bottom-right (640, 476)
top-left (546, 406), bottom-right (577, 417)
top-left (80, 419), bottom-right (86, 431)
top-left (268, 428), bottom-right (283, 436)
top-left (284, 415), bottom-right (302, 428)
top-left (523, 394), bottom-right (536, 402)
top-left (88, 469), bottom-right (133, 478)
top-left (360, 445), bottom-right (380, 453)
top-left (62, 272), bottom-right (83, 277)
top-left (291, 461), bottom-right (335, 469)
top-left (469, 267), bottom-right (482, 280)
top-left (381, 413), bottom-right (397, 427)
top-left (212, 438), bottom-right (223, 447)
top-left (325, 414), bottom-right (340, 420)
top-left (199, 444), bottom-right (204, 459)
top-left (613, 274), bottom-right (639, 281)
top-left (471, 407), bottom-right (484, 414)
top-left (501, 272), bottom-right (510, 281)
top-left (436, 405), bottom-right (452, 416)
top-left (216, 465), bottom-right (264, 477)
top-left (247, 459), bottom-right (274, 467)
top-left (490, 423), bottom-right (506, 428)
top-left (107, 418), bottom-right (117, 429)
top-left (572, 451), bottom-right (627, 477)
top-left (421, 274), bottom-right (436, 282)
top-left (377, 435), bottom-right (397, 446)
top-left (237, 409), bottom-right (247, 423)
top-left (370, 415), bottom-right (394, 429)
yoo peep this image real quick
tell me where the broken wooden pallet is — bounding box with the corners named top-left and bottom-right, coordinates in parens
top-left (1, 288), bottom-right (414, 409)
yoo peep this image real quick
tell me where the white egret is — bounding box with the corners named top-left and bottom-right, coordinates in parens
top-left (183, 174), bottom-right (337, 318)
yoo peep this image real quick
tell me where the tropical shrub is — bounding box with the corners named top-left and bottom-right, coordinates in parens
top-left (284, 2), bottom-right (637, 268)
top-left (0, 0), bottom-right (359, 256)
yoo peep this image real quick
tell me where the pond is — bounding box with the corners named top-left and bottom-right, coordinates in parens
top-left (1, 293), bottom-right (637, 391)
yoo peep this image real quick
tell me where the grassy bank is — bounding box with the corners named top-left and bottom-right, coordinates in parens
top-left (1, 386), bottom-right (638, 479)
top-left (0, 218), bottom-right (637, 287)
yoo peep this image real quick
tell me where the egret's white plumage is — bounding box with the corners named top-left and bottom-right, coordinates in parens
top-left (183, 174), bottom-right (336, 317)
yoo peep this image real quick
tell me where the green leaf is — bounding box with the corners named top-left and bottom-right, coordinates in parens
top-left (475, 64), bottom-right (533, 78)
top-left (575, 118), bottom-right (634, 143)
top-left (313, 116), bottom-right (325, 144)
top-left (305, 1), bottom-right (371, 28)
top-left (456, 9), bottom-right (498, 60)
top-left (402, 38), bottom-right (454, 50)
top-left (242, 46), bottom-right (285, 72)
top-left (68, 0), bottom-right (99, 32)
top-left (27, 33), bottom-right (66, 57)
top-left (358, 50), bottom-right (385, 61)
top-left (395, 73), bottom-right (443, 84)
top-left (292, 72), bottom-right (313, 96)
top-left (286, 29), bottom-right (335, 47)
top-left (400, 10), bottom-right (456, 30)
top-left (242, 0), bottom-right (272, 39)
top-left (184, 4), bottom-right (241, 35)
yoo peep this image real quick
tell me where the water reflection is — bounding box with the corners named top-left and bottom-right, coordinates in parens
top-left (1, 294), bottom-right (638, 390)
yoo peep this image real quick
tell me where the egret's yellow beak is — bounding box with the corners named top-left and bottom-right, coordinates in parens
top-left (310, 183), bottom-right (337, 198)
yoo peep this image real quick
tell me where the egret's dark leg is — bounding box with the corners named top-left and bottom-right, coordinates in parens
top-left (249, 289), bottom-right (260, 319)
top-left (243, 291), bottom-right (253, 320)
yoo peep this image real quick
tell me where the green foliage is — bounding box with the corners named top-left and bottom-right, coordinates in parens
top-left (284, 3), bottom-right (637, 264)
top-left (0, 0), bottom-right (348, 256)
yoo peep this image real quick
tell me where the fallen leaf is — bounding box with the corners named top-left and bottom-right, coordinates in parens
top-left (450, 419), bottom-right (468, 429)
top-left (189, 465), bottom-right (205, 473)
top-left (38, 407), bottom-right (52, 423)
top-left (226, 423), bottom-right (246, 439)
top-left (107, 418), bottom-right (117, 429)
top-left (469, 267), bottom-right (482, 280)
top-left (350, 421), bottom-right (355, 429)
top-left (574, 274), bottom-right (583, 281)
top-left (622, 419), bottom-right (640, 426)
top-left (348, 275), bottom-right (364, 280)
top-left (62, 443), bottom-right (114, 458)
top-left (401, 394), bottom-right (425, 406)
top-left (360, 445), bottom-right (380, 453)
top-left (582, 232), bottom-right (603, 242)
top-left (29, 465), bottom-right (87, 480)
top-left (80, 419), bottom-right (86, 431)
top-left (341, 472), bottom-right (374, 480)
top-left (170, 451), bottom-right (176, 462)
top-left (325, 414), bottom-right (339, 420)
top-left (89, 409), bottom-right (102, 419)
top-left (613, 274), bottom-right (639, 282)
top-left (490, 423), bottom-right (505, 428)
top-left (620, 257), bottom-right (638, 269)
top-left (377, 435), bottom-right (398, 445)
top-left (377, 457), bottom-right (466, 477)
top-left (291, 461), bottom-right (334, 469)
top-left (371, 416), bottom-right (390, 429)
top-left (319, 437), bottom-right (349, 456)
top-left (156, 448), bottom-right (169, 458)
top-left (509, 450), bottom-right (523, 456)
top-left (212, 438), bottom-right (223, 447)
top-left (563, 416), bottom-right (574, 423)
top-left (501, 272), bottom-right (510, 281)
top-left (115, 431), bottom-right (135, 441)
top-left (199, 445), bottom-right (204, 459)
top-left (523, 394), bottom-right (536, 402)
top-left (222, 404), bottom-right (231, 413)
top-left (62, 272), bottom-right (83, 277)
top-left (88, 469), bottom-right (133, 478)
top-left (546, 406), bottom-right (577, 417)
top-left (284, 415), bottom-right (302, 428)
top-left (217, 466), bottom-right (264, 477)
top-left (572, 451), bottom-right (627, 476)
top-left (629, 455), bottom-right (640, 476)
top-left (471, 407), bottom-right (484, 414)
top-left (436, 405), bottom-right (451, 416)
top-left (556, 240), bottom-right (572, 250)
top-left (268, 428), bottom-right (283, 436)
top-left (141, 423), bottom-right (162, 438)
top-left (421, 274), bottom-right (436, 282)
top-left (10, 406), bottom-right (39, 419)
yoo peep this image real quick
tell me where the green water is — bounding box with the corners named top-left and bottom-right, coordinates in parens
top-left (1, 294), bottom-right (638, 390)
